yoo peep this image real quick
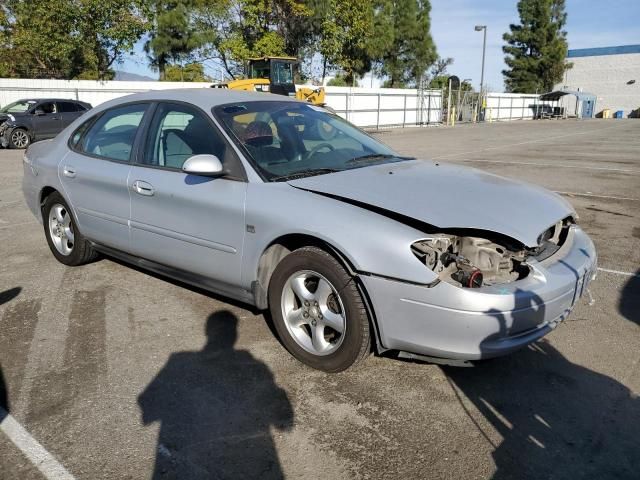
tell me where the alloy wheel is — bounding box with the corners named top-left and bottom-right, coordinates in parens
top-left (11, 130), bottom-right (29, 148)
top-left (48, 203), bottom-right (75, 256)
top-left (280, 270), bottom-right (346, 356)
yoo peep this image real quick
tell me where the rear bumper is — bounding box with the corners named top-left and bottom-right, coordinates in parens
top-left (363, 226), bottom-right (597, 360)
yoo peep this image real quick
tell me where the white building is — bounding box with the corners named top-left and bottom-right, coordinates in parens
top-left (557, 45), bottom-right (640, 117)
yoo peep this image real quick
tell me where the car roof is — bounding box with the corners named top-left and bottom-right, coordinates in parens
top-left (13, 98), bottom-right (86, 103)
top-left (93, 88), bottom-right (299, 113)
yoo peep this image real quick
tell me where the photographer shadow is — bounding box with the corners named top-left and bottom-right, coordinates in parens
top-left (138, 310), bottom-right (293, 479)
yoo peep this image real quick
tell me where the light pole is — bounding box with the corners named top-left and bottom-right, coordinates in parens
top-left (474, 25), bottom-right (487, 94)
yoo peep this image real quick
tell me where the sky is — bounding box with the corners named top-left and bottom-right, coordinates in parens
top-left (120, 0), bottom-right (640, 91)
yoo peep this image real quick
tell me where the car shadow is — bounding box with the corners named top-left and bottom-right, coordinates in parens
top-left (0, 364), bottom-right (7, 421)
top-left (444, 290), bottom-right (640, 479)
top-left (0, 287), bottom-right (21, 420)
top-left (138, 310), bottom-right (293, 479)
top-left (103, 256), bottom-right (261, 314)
top-left (619, 269), bottom-right (639, 326)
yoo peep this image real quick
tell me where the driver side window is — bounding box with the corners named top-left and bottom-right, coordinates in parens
top-left (141, 102), bottom-right (244, 178)
top-left (38, 102), bottom-right (57, 114)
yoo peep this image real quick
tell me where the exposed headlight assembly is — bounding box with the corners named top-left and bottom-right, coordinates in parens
top-left (412, 235), bottom-right (530, 288)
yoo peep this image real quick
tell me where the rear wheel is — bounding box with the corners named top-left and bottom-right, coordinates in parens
top-left (9, 128), bottom-right (30, 149)
top-left (268, 247), bottom-right (370, 372)
top-left (42, 192), bottom-right (97, 266)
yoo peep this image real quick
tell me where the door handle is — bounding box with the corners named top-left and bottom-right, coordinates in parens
top-left (62, 166), bottom-right (76, 178)
top-left (132, 180), bottom-right (155, 196)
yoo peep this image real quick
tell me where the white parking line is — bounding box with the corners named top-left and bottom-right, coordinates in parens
top-left (458, 159), bottom-right (640, 174)
top-left (0, 408), bottom-right (76, 480)
top-left (597, 268), bottom-right (640, 278)
top-left (555, 191), bottom-right (640, 202)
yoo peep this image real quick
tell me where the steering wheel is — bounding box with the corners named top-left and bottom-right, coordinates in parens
top-left (302, 142), bottom-right (335, 161)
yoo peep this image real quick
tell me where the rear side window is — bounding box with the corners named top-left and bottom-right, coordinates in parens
top-left (58, 102), bottom-right (79, 113)
top-left (79, 104), bottom-right (147, 162)
top-left (70, 119), bottom-right (94, 148)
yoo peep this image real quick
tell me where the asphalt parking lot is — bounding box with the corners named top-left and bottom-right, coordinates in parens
top-left (1, 119), bottom-right (638, 479)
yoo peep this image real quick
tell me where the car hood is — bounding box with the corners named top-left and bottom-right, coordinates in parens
top-left (0, 112), bottom-right (26, 119)
top-left (288, 160), bottom-right (575, 248)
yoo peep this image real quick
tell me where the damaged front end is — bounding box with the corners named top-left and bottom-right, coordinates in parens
top-left (411, 218), bottom-right (574, 289)
top-left (0, 117), bottom-right (11, 147)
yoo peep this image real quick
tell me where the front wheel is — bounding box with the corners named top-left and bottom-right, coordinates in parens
top-left (268, 247), bottom-right (370, 372)
top-left (9, 128), bottom-right (30, 149)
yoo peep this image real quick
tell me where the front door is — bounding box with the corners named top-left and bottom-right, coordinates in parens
top-left (60, 103), bottom-right (150, 251)
top-left (128, 101), bottom-right (247, 288)
top-left (31, 101), bottom-right (62, 139)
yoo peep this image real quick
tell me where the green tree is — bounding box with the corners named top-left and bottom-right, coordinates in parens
top-left (374, 0), bottom-right (437, 88)
top-left (0, 0), bottom-right (148, 79)
top-left (77, 0), bottom-right (150, 79)
top-left (194, 0), bottom-right (312, 79)
top-left (2, 0), bottom-right (83, 78)
top-left (314, 0), bottom-right (374, 85)
top-left (326, 74), bottom-right (349, 86)
top-left (145, 0), bottom-right (205, 79)
top-left (502, 0), bottom-right (571, 93)
top-left (0, 4), bottom-right (11, 76)
top-left (163, 62), bottom-right (211, 81)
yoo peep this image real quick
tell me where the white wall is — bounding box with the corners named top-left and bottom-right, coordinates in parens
top-left (484, 93), bottom-right (542, 121)
top-left (0, 78), bottom-right (442, 128)
top-left (317, 86), bottom-right (442, 126)
top-left (557, 52), bottom-right (640, 116)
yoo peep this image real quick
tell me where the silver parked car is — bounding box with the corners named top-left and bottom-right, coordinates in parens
top-left (22, 89), bottom-right (597, 372)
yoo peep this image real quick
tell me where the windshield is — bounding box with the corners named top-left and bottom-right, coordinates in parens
top-left (0, 100), bottom-right (34, 113)
top-left (213, 101), bottom-right (411, 181)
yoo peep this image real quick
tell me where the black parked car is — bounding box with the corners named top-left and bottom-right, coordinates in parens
top-left (0, 98), bottom-right (92, 149)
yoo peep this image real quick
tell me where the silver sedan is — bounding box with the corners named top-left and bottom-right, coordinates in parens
top-left (22, 89), bottom-right (597, 372)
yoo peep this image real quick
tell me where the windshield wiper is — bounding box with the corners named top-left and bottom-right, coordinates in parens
top-left (271, 168), bottom-right (340, 182)
top-left (346, 153), bottom-right (414, 164)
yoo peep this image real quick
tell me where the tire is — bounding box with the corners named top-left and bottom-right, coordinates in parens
top-left (9, 128), bottom-right (30, 149)
top-left (42, 192), bottom-right (97, 266)
top-left (268, 246), bottom-right (370, 372)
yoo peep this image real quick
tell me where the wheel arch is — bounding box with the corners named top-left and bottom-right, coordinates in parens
top-left (254, 233), bottom-right (357, 308)
top-left (10, 125), bottom-right (33, 139)
top-left (40, 186), bottom-right (59, 208)
top-left (253, 233), bottom-right (385, 353)
top-left (39, 187), bottom-right (81, 230)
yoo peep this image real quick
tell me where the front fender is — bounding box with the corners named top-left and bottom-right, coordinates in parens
top-left (241, 183), bottom-right (438, 289)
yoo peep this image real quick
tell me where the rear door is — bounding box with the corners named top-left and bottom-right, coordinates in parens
top-left (60, 102), bottom-right (150, 252)
top-left (128, 101), bottom-right (247, 288)
top-left (31, 101), bottom-right (62, 139)
top-left (57, 101), bottom-right (84, 128)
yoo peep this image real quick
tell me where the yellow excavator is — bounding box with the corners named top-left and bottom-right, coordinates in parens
top-left (212, 56), bottom-right (327, 106)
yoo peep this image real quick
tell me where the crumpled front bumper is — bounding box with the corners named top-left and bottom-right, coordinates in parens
top-left (0, 121), bottom-right (10, 147)
top-left (362, 225), bottom-right (597, 360)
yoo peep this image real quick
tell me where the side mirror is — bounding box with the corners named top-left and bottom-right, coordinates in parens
top-left (182, 154), bottom-right (225, 177)
top-left (34, 108), bottom-right (45, 116)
